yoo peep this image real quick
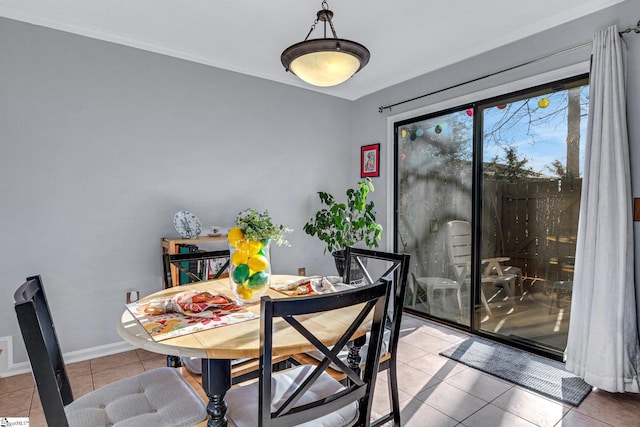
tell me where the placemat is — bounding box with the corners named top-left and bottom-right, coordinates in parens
top-left (271, 276), bottom-right (354, 296)
top-left (126, 298), bottom-right (257, 342)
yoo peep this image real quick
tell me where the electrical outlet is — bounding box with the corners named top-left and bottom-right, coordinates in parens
top-left (297, 267), bottom-right (306, 276)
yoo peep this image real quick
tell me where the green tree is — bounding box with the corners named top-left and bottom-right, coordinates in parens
top-left (484, 146), bottom-right (536, 182)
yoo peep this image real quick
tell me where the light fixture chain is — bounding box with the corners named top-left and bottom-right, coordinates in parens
top-left (303, 22), bottom-right (316, 42)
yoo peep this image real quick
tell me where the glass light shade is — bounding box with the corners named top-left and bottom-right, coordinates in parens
top-left (290, 51), bottom-right (360, 87)
top-left (281, 38), bottom-right (370, 87)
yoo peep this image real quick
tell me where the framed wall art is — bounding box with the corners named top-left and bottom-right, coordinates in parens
top-left (361, 143), bottom-right (380, 178)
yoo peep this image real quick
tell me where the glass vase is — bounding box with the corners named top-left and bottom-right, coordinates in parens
top-left (228, 239), bottom-right (271, 304)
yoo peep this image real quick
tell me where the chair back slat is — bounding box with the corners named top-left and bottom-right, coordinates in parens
top-left (14, 275), bottom-right (71, 427)
top-left (259, 277), bottom-right (393, 427)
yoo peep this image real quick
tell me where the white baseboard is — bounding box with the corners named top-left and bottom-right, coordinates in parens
top-left (0, 336), bottom-right (136, 378)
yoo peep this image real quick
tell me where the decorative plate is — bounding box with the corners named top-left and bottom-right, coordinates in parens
top-left (173, 210), bottom-right (202, 239)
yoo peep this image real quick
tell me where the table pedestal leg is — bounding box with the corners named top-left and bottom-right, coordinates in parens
top-left (347, 334), bottom-right (367, 384)
top-left (201, 358), bottom-right (231, 427)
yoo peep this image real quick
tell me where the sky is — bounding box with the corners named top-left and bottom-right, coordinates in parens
top-left (482, 87), bottom-right (589, 176)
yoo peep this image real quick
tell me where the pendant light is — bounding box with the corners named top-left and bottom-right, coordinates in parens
top-left (281, 1), bottom-right (370, 87)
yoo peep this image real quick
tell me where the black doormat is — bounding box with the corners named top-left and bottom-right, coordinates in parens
top-left (439, 337), bottom-right (592, 406)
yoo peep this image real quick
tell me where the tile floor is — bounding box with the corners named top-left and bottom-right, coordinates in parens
top-left (2, 314), bottom-right (640, 426)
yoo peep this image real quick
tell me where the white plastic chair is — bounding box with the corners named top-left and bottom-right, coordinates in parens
top-left (410, 272), bottom-right (463, 316)
top-left (446, 220), bottom-right (517, 316)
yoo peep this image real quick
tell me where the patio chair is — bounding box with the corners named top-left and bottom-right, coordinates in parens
top-left (410, 272), bottom-right (463, 316)
top-left (446, 220), bottom-right (517, 316)
top-left (14, 275), bottom-right (207, 427)
top-left (225, 276), bottom-right (393, 427)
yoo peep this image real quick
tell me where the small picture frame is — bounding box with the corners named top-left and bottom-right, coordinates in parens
top-left (361, 143), bottom-right (380, 178)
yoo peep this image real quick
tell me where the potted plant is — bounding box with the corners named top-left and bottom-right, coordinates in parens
top-left (303, 178), bottom-right (383, 277)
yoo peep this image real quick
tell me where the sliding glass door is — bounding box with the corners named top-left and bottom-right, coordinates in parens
top-left (478, 79), bottom-right (588, 353)
top-left (396, 107), bottom-right (474, 326)
top-left (396, 75), bottom-right (588, 357)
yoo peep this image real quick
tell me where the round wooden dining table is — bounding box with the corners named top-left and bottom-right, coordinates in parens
top-left (117, 274), bottom-right (369, 427)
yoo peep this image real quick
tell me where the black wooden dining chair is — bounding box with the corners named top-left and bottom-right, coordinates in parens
top-left (289, 247), bottom-right (410, 426)
top-left (162, 248), bottom-right (231, 288)
top-left (225, 276), bottom-right (393, 427)
top-left (14, 275), bottom-right (207, 427)
top-left (162, 249), bottom-right (290, 381)
top-left (343, 247), bottom-right (410, 427)
top-left (162, 249), bottom-right (231, 370)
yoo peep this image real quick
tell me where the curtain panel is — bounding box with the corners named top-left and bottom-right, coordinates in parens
top-left (565, 25), bottom-right (639, 393)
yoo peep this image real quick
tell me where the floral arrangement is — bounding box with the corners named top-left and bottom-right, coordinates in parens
top-left (227, 209), bottom-right (291, 303)
top-left (231, 208), bottom-right (292, 247)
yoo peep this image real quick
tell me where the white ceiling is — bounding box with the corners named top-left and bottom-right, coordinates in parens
top-left (0, 0), bottom-right (627, 100)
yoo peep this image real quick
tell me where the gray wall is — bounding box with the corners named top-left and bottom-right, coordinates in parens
top-left (0, 17), bottom-right (355, 364)
top-left (2, 0), bottom-right (639, 369)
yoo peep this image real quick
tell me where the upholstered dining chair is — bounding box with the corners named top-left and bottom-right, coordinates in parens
top-left (225, 276), bottom-right (394, 427)
top-left (14, 275), bottom-right (207, 427)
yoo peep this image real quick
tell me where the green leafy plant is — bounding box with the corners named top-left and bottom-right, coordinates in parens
top-left (234, 209), bottom-right (292, 246)
top-left (304, 178), bottom-right (382, 254)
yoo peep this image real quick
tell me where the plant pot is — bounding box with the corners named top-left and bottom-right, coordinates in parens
top-left (332, 250), bottom-right (367, 284)
top-left (229, 239), bottom-right (271, 304)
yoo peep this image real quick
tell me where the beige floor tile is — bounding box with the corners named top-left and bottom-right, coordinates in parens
top-left (26, 408), bottom-right (47, 427)
top-left (400, 314), bottom-right (429, 330)
top-left (371, 377), bottom-right (412, 419)
top-left (66, 360), bottom-right (91, 377)
top-left (398, 397), bottom-right (459, 427)
top-left (89, 349), bottom-right (140, 372)
top-left (135, 348), bottom-right (165, 361)
top-left (69, 372), bottom-right (95, 399)
top-left (0, 372), bottom-right (34, 394)
top-left (555, 409), bottom-right (611, 427)
top-left (395, 340), bottom-right (429, 363)
top-left (462, 403), bottom-right (538, 427)
top-left (409, 352), bottom-right (468, 380)
top-left (91, 361), bottom-right (145, 389)
top-left (403, 330), bottom-right (455, 354)
top-left (444, 368), bottom-right (512, 402)
top-left (416, 322), bottom-right (470, 344)
top-left (492, 387), bottom-right (570, 427)
top-left (141, 354), bottom-right (169, 370)
top-left (0, 387), bottom-right (33, 416)
top-left (574, 388), bottom-right (640, 427)
top-left (415, 381), bottom-right (486, 422)
top-left (395, 360), bottom-right (442, 396)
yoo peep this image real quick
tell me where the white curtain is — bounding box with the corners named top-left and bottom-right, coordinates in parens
top-left (565, 25), bottom-right (640, 393)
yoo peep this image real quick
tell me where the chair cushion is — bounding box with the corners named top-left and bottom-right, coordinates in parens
top-left (65, 367), bottom-right (206, 427)
top-left (226, 364), bottom-right (358, 427)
